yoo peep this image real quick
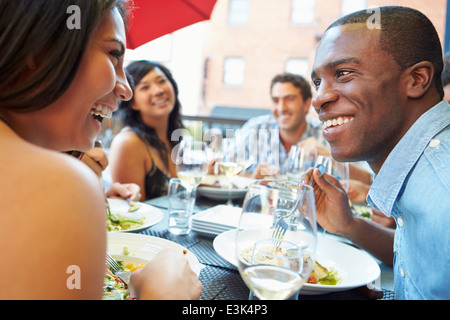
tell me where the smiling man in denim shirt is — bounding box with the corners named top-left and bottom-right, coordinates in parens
top-left (309, 6), bottom-right (449, 299)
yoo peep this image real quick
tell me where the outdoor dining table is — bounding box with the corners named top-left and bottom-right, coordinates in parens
top-left (140, 194), bottom-right (395, 300)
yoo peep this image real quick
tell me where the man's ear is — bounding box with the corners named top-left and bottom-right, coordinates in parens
top-left (405, 61), bottom-right (434, 99)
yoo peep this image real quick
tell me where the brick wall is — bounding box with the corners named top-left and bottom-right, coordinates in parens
top-left (199, 0), bottom-right (447, 115)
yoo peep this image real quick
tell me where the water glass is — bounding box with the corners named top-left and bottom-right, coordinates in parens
top-left (167, 178), bottom-right (195, 235)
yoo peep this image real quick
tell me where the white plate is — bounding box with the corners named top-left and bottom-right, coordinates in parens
top-left (197, 186), bottom-right (247, 200)
top-left (107, 232), bottom-right (202, 276)
top-left (197, 175), bottom-right (253, 200)
top-left (213, 230), bottom-right (380, 295)
top-left (107, 198), bottom-right (164, 233)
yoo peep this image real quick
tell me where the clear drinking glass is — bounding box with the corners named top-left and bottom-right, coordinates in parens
top-left (175, 138), bottom-right (209, 205)
top-left (235, 180), bottom-right (317, 300)
top-left (167, 178), bottom-right (195, 235)
top-left (316, 155), bottom-right (350, 192)
top-left (218, 137), bottom-right (248, 205)
top-left (285, 145), bottom-right (318, 182)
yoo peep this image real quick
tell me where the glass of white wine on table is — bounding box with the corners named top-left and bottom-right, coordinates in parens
top-left (218, 138), bottom-right (248, 205)
top-left (175, 138), bottom-right (209, 212)
top-left (235, 179), bottom-right (317, 300)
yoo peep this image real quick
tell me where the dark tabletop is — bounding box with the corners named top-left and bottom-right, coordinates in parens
top-left (141, 194), bottom-right (395, 300)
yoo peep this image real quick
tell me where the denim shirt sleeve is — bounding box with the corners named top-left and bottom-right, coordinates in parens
top-left (367, 101), bottom-right (450, 299)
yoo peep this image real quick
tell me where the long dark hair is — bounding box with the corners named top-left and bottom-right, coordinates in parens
top-left (0, 0), bottom-right (131, 112)
top-left (119, 60), bottom-right (183, 166)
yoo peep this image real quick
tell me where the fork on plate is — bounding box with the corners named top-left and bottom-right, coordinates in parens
top-left (106, 252), bottom-right (131, 285)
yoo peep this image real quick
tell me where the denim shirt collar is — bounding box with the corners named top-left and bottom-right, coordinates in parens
top-left (367, 101), bottom-right (450, 216)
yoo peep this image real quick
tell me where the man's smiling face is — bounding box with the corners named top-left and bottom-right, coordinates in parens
top-left (311, 23), bottom-right (408, 167)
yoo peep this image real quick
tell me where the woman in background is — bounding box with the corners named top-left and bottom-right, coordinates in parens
top-left (109, 60), bottom-right (184, 200)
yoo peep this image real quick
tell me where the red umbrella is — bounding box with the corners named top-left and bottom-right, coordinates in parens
top-left (126, 0), bottom-right (218, 49)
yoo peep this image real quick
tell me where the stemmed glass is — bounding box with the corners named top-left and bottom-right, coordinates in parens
top-left (175, 138), bottom-right (209, 211)
top-left (219, 137), bottom-right (254, 205)
top-left (316, 155), bottom-right (350, 192)
top-left (235, 180), bottom-right (317, 300)
top-left (285, 145), bottom-right (318, 182)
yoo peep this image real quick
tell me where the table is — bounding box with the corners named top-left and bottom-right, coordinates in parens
top-left (141, 194), bottom-right (395, 300)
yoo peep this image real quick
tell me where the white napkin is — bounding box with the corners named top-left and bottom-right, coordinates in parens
top-left (192, 205), bottom-right (242, 235)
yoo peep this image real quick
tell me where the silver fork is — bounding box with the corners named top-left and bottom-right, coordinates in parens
top-left (106, 252), bottom-right (131, 285)
top-left (271, 160), bottom-right (328, 248)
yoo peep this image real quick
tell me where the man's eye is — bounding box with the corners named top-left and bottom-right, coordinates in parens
top-left (312, 79), bottom-right (321, 88)
top-left (337, 70), bottom-right (351, 77)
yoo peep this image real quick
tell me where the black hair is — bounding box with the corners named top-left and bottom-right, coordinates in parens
top-left (118, 60), bottom-right (183, 166)
top-left (327, 6), bottom-right (444, 98)
top-left (442, 54), bottom-right (450, 87)
top-left (270, 72), bottom-right (312, 100)
top-left (0, 0), bottom-right (130, 112)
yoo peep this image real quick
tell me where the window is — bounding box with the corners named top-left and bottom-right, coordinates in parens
top-left (285, 59), bottom-right (309, 78)
top-left (228, 0), bottom-right (250, 25)
top-left (223, 57), bottom-right (245, 85)
top-left (291, 0), bottom-right (315, 25)
top-left (341, 0), bottom-right (367, 16)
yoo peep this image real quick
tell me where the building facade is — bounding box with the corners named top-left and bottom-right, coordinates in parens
top-left (199, 0), bottom-right (447, 115)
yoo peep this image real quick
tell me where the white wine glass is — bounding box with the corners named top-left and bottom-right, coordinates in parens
top-left (219, 137), bottom-right (247, 205)
top-left (285, 145), bottom-right (318, 181)
top-left (175, 138), bottom-right (209, 210)
top-left (235, 179), bottom-right (317, 300)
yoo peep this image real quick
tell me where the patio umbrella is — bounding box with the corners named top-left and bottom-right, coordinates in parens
top-left (126, 0), bottom-right (218, 49)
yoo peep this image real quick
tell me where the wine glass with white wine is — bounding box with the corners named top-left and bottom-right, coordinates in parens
top-left (219, 137), bottom-right (249, 205)
top-left (175, 138), bottom-right (209, 211)
top-left (235, 179), bottom-right (317, 300)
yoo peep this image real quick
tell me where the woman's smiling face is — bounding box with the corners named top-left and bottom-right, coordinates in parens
top-left (311, 23), bottom-right (409, 169)
top-left (31, 7), bottom-right (132, 152)
top-left (131, 67), bottom-right (176, 125)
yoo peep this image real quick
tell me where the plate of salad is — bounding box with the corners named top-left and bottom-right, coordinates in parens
top-left (106, 198), bottom-right (164, 233)
top-left (103, 233), bottom-right (202, 300)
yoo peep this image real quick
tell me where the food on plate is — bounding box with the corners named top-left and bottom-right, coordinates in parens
top-left (306, 261), bottom-right (340, 285)
top-left (240, 245), bottom-right (300, 268)
top-left (198, 175), bottom-right (250, 190)
top-left (106, 206), bottom-right (145, 231)
top-left (103, 248), bottom-right (192, 300)
top-left (351, 204), bottom-right (372, 219)
top-left (128, 201), bottom-right (140, 212)
top-left (103, 260), bottom-right (144, 300)
top-left (240, 246), bottom-right (340, 285)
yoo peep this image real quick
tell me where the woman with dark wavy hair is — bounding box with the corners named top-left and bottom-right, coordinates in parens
top-left (0, 1), bottom-right (200, 299)
top-left (109, 60), bottom-right (184, 200)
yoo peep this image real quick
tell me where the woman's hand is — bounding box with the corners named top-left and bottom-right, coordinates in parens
top-left (106, 182), bottom-right (141, 202)
top-left (128, 248), bottom-right (202, 300)
top-left (81, 147), bottom-right (109, 177)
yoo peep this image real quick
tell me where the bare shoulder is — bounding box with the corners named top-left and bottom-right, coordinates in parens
top-left (110, 128), bottom-right (143, 150)
top-left (109, 128), bottom-right (148, 163)
top-left (0, 142), bottom-right (107, 299)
